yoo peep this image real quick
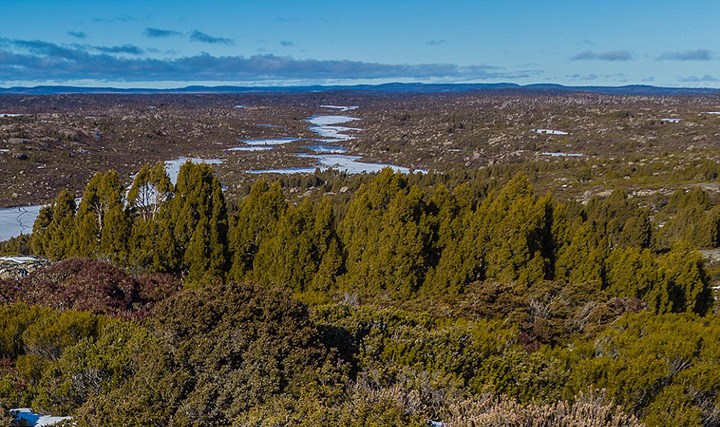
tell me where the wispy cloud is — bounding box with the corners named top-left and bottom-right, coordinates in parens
top-left (190, 31), bottom-right (234, 45)
top-left (571, 50), bottom-right (633, 61)
top-left (94, 44), bottom-right (144, 55)
top-left (658, 49), bottom-right (712, 61)
top-left (0, 37), bottom-right (535, 83)
top-left (280, 40), bottom-right (294, 47)
top-left (679, 75), bottom-right (719, 83)
top-left (144, 28), bottom-right (183, 38)
top-left (565, 73), bottom-right (627, 82)
top-left (92, 15), bottom-right (136, 23)
top-left (426, 40), bottom-right (447, 46)
top-left (67, 31), bottom-right (87, 40)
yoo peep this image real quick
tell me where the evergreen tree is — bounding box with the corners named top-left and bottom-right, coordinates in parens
top-left (30, 206), bottom-right (53, 257)
top-left (44, 189), bottom-right (78, 260)
top-left (127, 163), bottom-right (173, 222)
top-left (127, 163), bottom-right (174, 270)
top-left (74, 171), bottom-right (129, 262)
top-left (605, 247), bottom-right (664, 309)
top-left (480, 175), bottom-right (552, 286)
top-left (228, 179), bottom-right (286, 280)
top-left (339, 169), bottom-right (436, 297)
top-left (161, 162), bottom-right (228, 285)
top-left (554, 220), bottom-right (607, 284)
top-left (660, 242), bottom-right (712, 315)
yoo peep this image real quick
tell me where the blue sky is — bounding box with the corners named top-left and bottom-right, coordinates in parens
top-left (0, 0), bottom-right (719, 88)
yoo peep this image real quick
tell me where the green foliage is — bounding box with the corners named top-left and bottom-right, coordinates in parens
top-left (253, 198), bottom-right (342, 293)
top-left (75, 170), bottom-right (130, 262)
top-left (76, 282), bottom-right (344, 426)
top-left (338, 170), bottom-right (438, 297)
top-left (568, 312), bottom-right (720, 425)
top-left (228, 179), bottom-right (286, 280)
top-left (31, 189), bottom-right (77, 260)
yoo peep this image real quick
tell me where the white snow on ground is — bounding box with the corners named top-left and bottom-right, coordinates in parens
top-left (308, 125), bottom-right (361, 141)
top-left (307, 115), bottom-right (359, 126)
top-left (0, 204), bottom-right (43, 241)
top-left (541, 152), bottom-right (585, 157)
top-left (661, 118), bottom-right (681, 123)
top-left (705, 112), bottom-right (720, 114)
top-left (307, 115), bottom-right (361, 141)
top-left (10, 408), bottom-right (72, 427)
top-left (249, 154), bottom-right (426, 175)
top-left (248, 112), bottom-right (424, 175)
top-left (0, 113), bottom-right (29, 117)
top-left (534, 128), bottom-right (569, 135)
top-left (240, 137), bottom-right (300, 146)
top-left (320, 105), bottom-right (359, 112)
top-left (227, 146), bottom-right (275, 152)
top-left (305, 145), bottom-right (348, 154)
top-left (0, 256), bottom-right (39, 263)
top-left (164, 157), bottom-right (224, 185)
top-left (258, 123), bottom-right (285, 128)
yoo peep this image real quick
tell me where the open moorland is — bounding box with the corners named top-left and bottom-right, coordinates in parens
top-left (2, 90), bottom-right (720, 208)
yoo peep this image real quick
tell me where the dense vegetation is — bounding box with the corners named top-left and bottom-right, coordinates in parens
top-left (3, 162), bottom-right (720, 425)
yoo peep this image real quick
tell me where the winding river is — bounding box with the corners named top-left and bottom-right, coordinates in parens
top-left (0, 106), bottom-right (421, 242)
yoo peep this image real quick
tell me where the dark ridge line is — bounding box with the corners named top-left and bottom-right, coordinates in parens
top-left (0, 83), bottom-right (719, 96)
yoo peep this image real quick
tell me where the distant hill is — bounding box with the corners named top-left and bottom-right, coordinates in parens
top-left (0, 82), bottom-right (718, 96)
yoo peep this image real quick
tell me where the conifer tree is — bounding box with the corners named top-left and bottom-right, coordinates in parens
top-left (127, 162), bottom-right (173, 222)
top-left (228, 179), bottom-right (286, 280)
top-left (30, 206), bottom-right (53, 257)
top-left (423, 184), bottom-right (483, 295)
top-left (162, 162), bottom-right (228, 285)
top-left (45, 189), bottom-right (78, 260)
top-left (555, 220), bottom-right (607, 284)
top-left (74, 171), bottom-right (129, 262)
top-left (605, 247), bottom-right (662, 302)
top-left (660, 242), bottom-right (712, 315)
top-left (480, 175), bottom-right (552, 286)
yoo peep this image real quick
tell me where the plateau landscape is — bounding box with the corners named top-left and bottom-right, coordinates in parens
top-left (1, 1), bottom-right (720, 426)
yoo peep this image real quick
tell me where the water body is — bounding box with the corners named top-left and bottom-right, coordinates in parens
top-left (541, 152), bottom-right (585, 157)
top-left (240, 137), bottom-right (301, 146)
top-left (258, 123), bottom-right (285, 129)
top-left (305, 145), bottom-right (348, 154)
top-left (321, 105), bottom-right (359, 112)
top-left (250, 154), bottom-right (425, 175)
top-left (227, 146), bottom-right (274, 152)
top-left (0, 107), bottom-right (416, 241)
top-left (0, 204), bottom-right (43, 241)
top-left (164, 157), bottom-right (224, 185)
top-left (248, 109), bottom-right (423, 175)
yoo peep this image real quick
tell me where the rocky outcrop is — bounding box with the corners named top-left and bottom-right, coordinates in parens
top-left (0, 257), bottom-right (52, 280)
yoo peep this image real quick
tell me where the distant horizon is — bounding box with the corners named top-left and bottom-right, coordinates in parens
top-left (1, 81), bottom-right (719, 96)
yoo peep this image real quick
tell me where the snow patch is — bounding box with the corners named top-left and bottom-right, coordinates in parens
top-left (227, 146), bottom-right (275, 152)
top-left (541, 152), bottom-right (585, 157)
top-left (10, 408), bottom-right (72, 427)
top-left (320, 105), bottom-right (359, 112)
top-left (306, 145), bottom-right (348, 154)
top-left (164, 157), bottom-right (224, 185)
top-left (240, 137), bottom-right (300, 146)
top-left (0, 204), bottom-right (44, 241)
top-left (0, 256), bottom-right (39, 263)
top-left (249, 154), bottom-right (426, 175)
top-left (534, 128), bottom-right (569, 135)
